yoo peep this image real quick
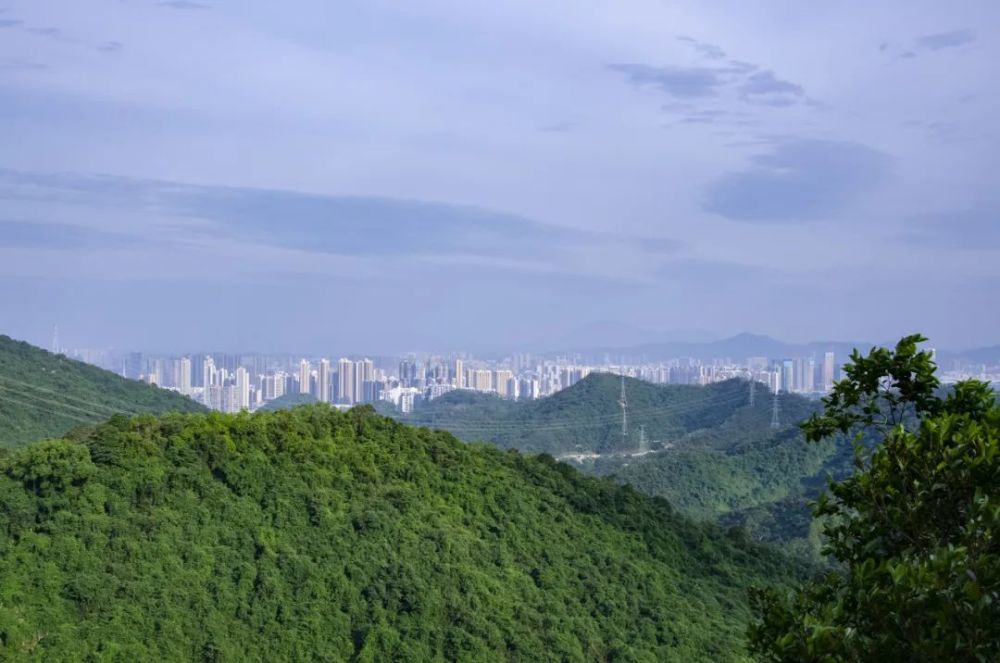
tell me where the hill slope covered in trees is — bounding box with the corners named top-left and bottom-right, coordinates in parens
top-left (0, 405), bottom-right (805, 661)
top-left (390, 374), bottom-right (777, 455)
top-left (0, 335), bottom-right (205, 448)
top-left (387, 375), bottom-right (848, 552)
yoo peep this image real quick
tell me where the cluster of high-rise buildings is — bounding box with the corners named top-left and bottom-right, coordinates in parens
top-left (48, 338), bottom-right (1000, 417)
top-left (108, 348), bottom-right (852, 414)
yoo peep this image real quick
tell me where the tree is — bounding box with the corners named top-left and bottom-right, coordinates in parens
top-left (749, 335), bottom-right (1000, 661)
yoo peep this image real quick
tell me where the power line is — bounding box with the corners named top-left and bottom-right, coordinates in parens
top-left (402, 390), bottom-right (750, 430)
top-left (397, 392), bottom-right (751, 436)
top-left (0, 374), bottom-right (145, 416)
top-left (0, 384), bottom-right (122, 422)
top-left (396, 388), bottom-right (748, 430)
top-left (0, 388), bottom-right (100, 426)
top-left (618, 375), bottom-right (628, 442)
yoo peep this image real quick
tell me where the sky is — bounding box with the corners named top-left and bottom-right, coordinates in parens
top-left (0, 0), bottom-right (997, 353)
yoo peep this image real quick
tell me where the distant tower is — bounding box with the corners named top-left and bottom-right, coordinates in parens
top-left (770, 392), bottom-right (780, 429)
top-left (822, 351), bottom-right (836, 392)
top-left (749, 378), bottom-right (756, 407)
top-left (51, 325), bottom-right (59, 354)
top-left (318, 359), bottom-right (331, 403)
top-left (299, 359), bottom-right (311, 395)
top-left (618, 375), bottom-right (629, 441)
top-left (638, 425), bottom-right (647, 453)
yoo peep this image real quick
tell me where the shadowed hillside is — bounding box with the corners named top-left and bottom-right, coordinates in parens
top-left (0, 335), bottom-right (206, 448)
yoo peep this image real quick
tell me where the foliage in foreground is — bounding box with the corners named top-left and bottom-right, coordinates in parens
top-left (749, 335), bottom-right (1000, 661)
top-left (0, 335), bottom-right (205, 448)
top-left (0, 405), bottom-right (803, 661)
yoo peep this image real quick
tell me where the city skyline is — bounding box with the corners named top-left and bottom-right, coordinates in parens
top-left (42, 331), bottom-right (998, 416)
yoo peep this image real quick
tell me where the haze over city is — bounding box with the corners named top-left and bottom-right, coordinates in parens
top-left (1, 0), bottom-right (998, 353)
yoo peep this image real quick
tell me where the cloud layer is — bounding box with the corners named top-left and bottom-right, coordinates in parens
top-left (0, 1), bottom-right (997, 350)
top-left (703, 139), bottom-right (893, 222)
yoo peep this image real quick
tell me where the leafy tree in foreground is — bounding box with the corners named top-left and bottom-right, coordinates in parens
top-left (749, 334), bottom-right (1000, 661)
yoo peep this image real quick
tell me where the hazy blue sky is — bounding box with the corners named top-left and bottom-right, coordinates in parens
top-left (0, 0), bottom-right (997, 353)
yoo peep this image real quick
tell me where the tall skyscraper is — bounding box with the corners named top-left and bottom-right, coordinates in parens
top-left (337, 358), bottom-right (355, 404)
top-left (803, 358), bottom-right (816, 393)
top-left (355, 358), bottom-right (374, 403)
top-left (453, 359), bottom-right (464, 389)
top-left (822, 352), bottom-right (835, 391)
top-left (203, 355), bottom-right (216, 389)
top-left (399, 359), bottom-right (416, 387)
top-left (494, 370), bottom-right (513, 398)
top-left (299, 359), bottom-right (311, 395)
top-left (782, 360), bottom-right (795, 394)
top-left (318, 359), bottom-right (331, 403)
top-left (178, 357), bottom-right (192, 395)
top-left (470, 369), bottom-right (492, 392)
top-left (235, 367), bottom-right (250, 410)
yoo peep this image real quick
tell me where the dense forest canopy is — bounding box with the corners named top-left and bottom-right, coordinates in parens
top-left (0, 404), bottom-right (806, 661)
top-left (386, 375), bottom-right (846, 557)
top-left (0, 335), bottom-right (205, 448)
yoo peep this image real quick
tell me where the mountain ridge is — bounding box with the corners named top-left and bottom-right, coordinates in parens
top-left (0, 334), bottom-right (206, 448)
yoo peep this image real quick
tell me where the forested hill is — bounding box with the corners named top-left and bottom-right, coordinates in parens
top-left (0, 405), bottom-right (804, 660)
top-left (258, 391), bottom-right (318, 411)
top-left (388, 375), bottom-right (844, 557)
top-left (390, 373), bottom-right (769, 455)
top-left (0, 335), bottom-right (205, 448)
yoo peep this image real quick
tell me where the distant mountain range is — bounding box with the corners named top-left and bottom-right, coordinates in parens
top-left (939, 344), bottom-right (1000, 365)
top-left (544, 331), bottom-right (1000, 365)
top-left (0, 334), bottom-right (206, 448)
top-left (547, 332), bottom-right (876, 362)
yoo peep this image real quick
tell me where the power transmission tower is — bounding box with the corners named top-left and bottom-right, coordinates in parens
top-left (51, 325), bottom-right (59, 354)
top-left (749, 378), bottom-right (756, 407)
top-left (618, 375), bottom-right (628, 442)
top-left (638, 425), bottom-right (647, 453)
top-left (770, 392), bottom-right (780, 429)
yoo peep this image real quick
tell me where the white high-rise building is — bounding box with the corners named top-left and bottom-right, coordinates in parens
top-left (355, 358), bottom-right (374, 403)
top-left (178, 357), bottom-right (192, 395)
top-left (318, 359), bottom-right (331, 403)
top-left (203, 356), bottom-right (216, 389)
top-left (469, 369), bottom-right (492, 392)
top-left (454, 359), bottom-right (464, 389)
top-left (337, 358), bottom-right (354, 404)
top-left (299, 359), bottom-right (311, 395)
top-left (822, 352), bottom-right (836, 391)
top-left (803, 358), bottom-right (816, 393)
top-left (494, 370), bottom-right (513, 398)
top-left (235, 367), bottom-right (250, 410)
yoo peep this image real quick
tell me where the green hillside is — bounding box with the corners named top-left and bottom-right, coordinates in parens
top-left (393, 376), bottom-right (846, 555)
top-left (584, 394), bottom-right (839, 518)
top-left (396, 374), bottom-right (765, 455)
top-left (0, 335), bottom-right (206, 448)
top-left (258, 391), bottom-right (318, 411)
top-left (0, 405), bottom-right (804, 661)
